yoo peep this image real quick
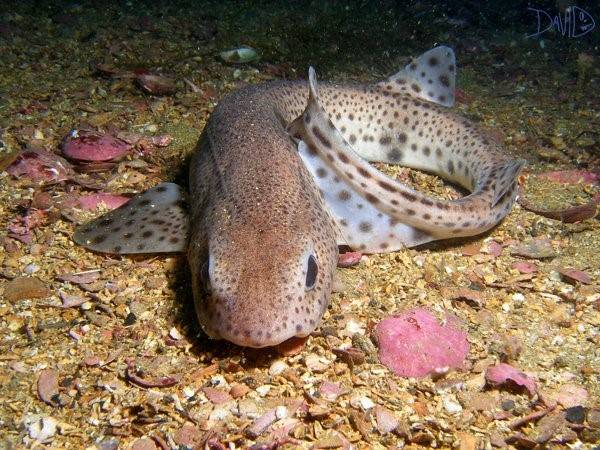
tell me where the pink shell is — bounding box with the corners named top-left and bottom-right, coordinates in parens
top-left (375, 308), bottom-right (469, 378)
top-left (78, 193), bottom-right (129, 210)
top-left (6, 149), bottom-right (72, 182)
top-left (485, 363), bottom-right (537, 396)
top-left (61, 131), bottom-right (132, 162)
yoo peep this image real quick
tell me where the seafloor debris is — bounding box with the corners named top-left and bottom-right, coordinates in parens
top-left (219, 46), bottom-right (259, 64)
top-left (485, 363), bottom-right (537, 396)
top-left (61, 129), bottom-right (132, 162)
top-left (374, 308), bottom-right (469, 378)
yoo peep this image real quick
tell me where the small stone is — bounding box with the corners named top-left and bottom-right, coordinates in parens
top-left (268, 359), bottom-right (289, 376)
top-left (556, 384), bottom-right (588, 408)
top-left (564, 405), bottom-right (586, 424)
top-left (275, 405), bottom-right (288, 420)
top-left (587, 408), bottom-right (600, 428)
top-left (124, 312), bottom-right (137, 326)
top-left (28, 416), bottom-right (58, 443)
top-left (4, 276), bottom-right (51, 302)
top-left (168, 327), bottom-right (183, 340)
top-left (457, 432), bottom-right (478, 450)
top-left (173, 423), bottom-right (203, 448)
top-left (37, 369), bottom-right (59, 407)
top-left (255, 385), bottom-right (271, 397)
top-left (308, 404), bottom-right (331, 419)
top-left (374, 405), bottom-right (399, 434)
top-left (501, 399), bottom-right (515, 411)
top-left (238, 399), bottom-right (259, 418)
top-left (202, 387), bottom-right (232, 405)
top-left (443, 395), bottom-right (463, 414)
top-left (131, 437), bottom-right (158, 450)
top-left (304, 354), bottom-right (329, 372)
top-left (209, 407), bottom-right (231, 421)
top-left (350, 395), bottom-right (375, 410)
top-left (229, 383), bottom-right (250, 399)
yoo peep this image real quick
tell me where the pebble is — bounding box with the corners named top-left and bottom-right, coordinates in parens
top-left (24, 263), bottom-right (39, 274)
top-left (255, 385), bottom-right (271, 397)
top-left (169, 327), bottom-right (184, 340)
top-left (442, 395), bottom-right (463, 414)
top-left (275, 405), bottom-right (288, 420)
top-left (512, 293), bottom-right (525, 304)
top-left (4, 276), bottom-right (51, 302)
top-left (564, 405), bottom-right (586, 424)
top-left (268, 359), bottom-right (289, 376)
top-left (131, 438), bottom-right (157, 450)
top-left (587, 408), bottom-right (600, 428)
top-left (238, 399), bottom-right (259, 418)
top-left (209, 407), bottom-right (231, 421)
top-left (304, 354), bottom-right (329, 372)
top-left (350, 395), bottom-right (375, 410)
top-left (28, 416), bottom-right (57, 442)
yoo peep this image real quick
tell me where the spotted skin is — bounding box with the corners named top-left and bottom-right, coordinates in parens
top-left (74, 46), bottom-right (523, 347)
top-left (73, 183), bottom-right (188, 253)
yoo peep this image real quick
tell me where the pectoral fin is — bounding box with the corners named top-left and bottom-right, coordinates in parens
top-left (73, 182), bottom-right (188, 254)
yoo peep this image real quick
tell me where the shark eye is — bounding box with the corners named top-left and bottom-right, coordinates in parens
top-left (305, 255), bottom-right (318, 290)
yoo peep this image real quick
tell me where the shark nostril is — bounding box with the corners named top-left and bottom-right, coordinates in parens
top-left (305, 254), bottom-right (318, 289)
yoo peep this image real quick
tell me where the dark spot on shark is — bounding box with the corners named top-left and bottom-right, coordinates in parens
top-left (428, 56), bottom-right (439, 66)
top-left (411, 83), bottom-right (421, 93)
top-left (359, 221), bottom-right (372, 232)
top-left (312, 126), bottom-right (331, 148)
top-left (365, 193), bottom-right (379, 204)
top-left (337, 152), bottom-right (350, 163)
top-left (447, 160), bottom-right (455, 174)
top-left (439, 74), bottom-right (450, 87)
top-left (357, 167), bottom-right (371, 178)
top-left (338, 190), bottom-right (351, 201)
top-left (92, 235), bottom-right (107, 244)
top-left (378, 180), bottom-right (396, 192)
top-left (400, 192), bottom-right (417, 202)
top-left (387, 148), bottom-right (403, 162)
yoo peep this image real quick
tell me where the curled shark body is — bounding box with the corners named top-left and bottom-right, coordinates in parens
top-left (74, 46), bottom-right (524, 347)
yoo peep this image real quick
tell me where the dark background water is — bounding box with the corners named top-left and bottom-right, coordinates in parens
top-left (1, 0), bottom-right (598, 75)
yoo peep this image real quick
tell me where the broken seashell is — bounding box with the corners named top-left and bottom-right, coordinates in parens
top-left (219, 46), bottom-right (259, 64)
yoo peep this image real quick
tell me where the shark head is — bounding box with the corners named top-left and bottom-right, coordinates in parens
top-left (188, 162), bottom-right (339, 348)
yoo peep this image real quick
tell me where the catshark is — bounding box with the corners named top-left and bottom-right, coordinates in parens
top-left (74, 47), bottom-right (524, 347)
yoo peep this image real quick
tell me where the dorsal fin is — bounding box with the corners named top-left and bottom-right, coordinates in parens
top-left (377, 46), bottom-right (456, 107)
